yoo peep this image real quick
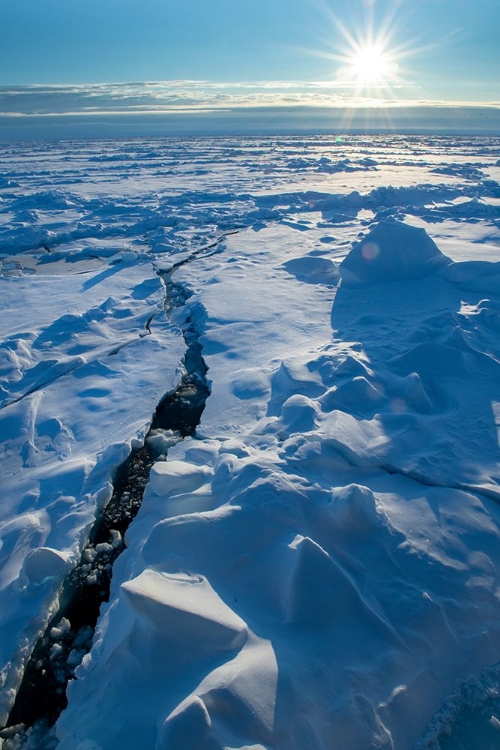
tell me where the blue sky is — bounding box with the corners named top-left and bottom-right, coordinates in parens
top-left (1, 0), bottom-right (499, 137)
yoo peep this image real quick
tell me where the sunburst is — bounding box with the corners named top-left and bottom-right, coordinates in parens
top-left (302, 0), bottom-right (428, 98)
top-left (347, 44), bottom-right (395, 86)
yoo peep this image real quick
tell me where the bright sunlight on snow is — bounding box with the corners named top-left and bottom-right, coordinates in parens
top-left (1, 134), bottom-right (500, 750)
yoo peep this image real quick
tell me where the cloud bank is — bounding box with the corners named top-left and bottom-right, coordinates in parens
top-left (1, 81), bottom-right (500, 140)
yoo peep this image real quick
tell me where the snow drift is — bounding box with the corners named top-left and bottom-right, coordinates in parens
top-left (0, 134), bottom-right (499, 750)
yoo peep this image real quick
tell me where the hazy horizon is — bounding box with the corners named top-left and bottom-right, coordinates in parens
top-left (1, 0), bottom-right (499, 140)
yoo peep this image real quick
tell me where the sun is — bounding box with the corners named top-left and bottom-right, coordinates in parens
top-left (349, 44), bottom-right (392, 85)
top-left (302, 5), bottom-right (413, 95)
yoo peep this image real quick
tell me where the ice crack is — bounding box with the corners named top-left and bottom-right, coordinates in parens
top-left (2, 252), bottom-right (212, 743)
top-left (0, 320), bottom-right (157, 413)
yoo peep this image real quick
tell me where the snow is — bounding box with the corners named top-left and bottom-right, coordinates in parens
top-left (339, 220), bottom-right (451, 285)
top-left (0, 260), bottom-right (185, 725)
top-left (0, 134), bottom-right (500, 749)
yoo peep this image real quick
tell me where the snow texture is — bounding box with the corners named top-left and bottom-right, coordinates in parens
top-left (1, 135), bottom-right (500, 750)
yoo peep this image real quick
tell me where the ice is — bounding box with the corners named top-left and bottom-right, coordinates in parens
top-left (148, 460), bottom-right (213, 497)
top-left (121, 570), bottom-right (248, 653)
top-left (0, 257), bottom-right (185, 724)
top-left (20, 548), bottom-right (72, 587)
top-left (339, 220), bottom-right (451, 286)
top-left (0, 135), bottom-right (500, 749)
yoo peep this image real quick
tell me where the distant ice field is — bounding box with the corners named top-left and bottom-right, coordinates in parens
top-left (0, 134), bottom-right (499, 750)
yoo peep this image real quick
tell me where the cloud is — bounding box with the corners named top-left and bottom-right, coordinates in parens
top-left (1, 81), bottom-right (499, 140)
top-left (1, 80), bottom-right (500, 117)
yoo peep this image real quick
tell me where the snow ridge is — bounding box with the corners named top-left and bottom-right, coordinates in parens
top-left (1, 134), bottom-right (500, 750)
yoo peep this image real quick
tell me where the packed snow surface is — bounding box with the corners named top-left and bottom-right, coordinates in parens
top-left (1, 135), bottom-right (500, 749)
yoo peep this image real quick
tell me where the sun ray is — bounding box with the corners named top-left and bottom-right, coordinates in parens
top-left (300, 0), bottom-right (443, 105)
top-left (289, 0), bottom-right (465, 116)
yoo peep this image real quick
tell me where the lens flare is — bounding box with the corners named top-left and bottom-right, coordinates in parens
top-left (361, 241), bottom-right (380, 261)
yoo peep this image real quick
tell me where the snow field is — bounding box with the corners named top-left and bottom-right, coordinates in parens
top-left (0, 262), bottom-right (185, 725)
top-left (0, 134), bottom-right (499, 748)
top-left (58, 214), bottom-right (500, 748)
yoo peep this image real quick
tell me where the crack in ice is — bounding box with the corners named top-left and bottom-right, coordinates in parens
top-left (2, 249), bottom-right (213, 742)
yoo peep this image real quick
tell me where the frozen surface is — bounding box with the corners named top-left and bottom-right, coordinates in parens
top-left (0, 135), bottom-right (500, 749)
top-left (0, 261), bottom-right (185, 724)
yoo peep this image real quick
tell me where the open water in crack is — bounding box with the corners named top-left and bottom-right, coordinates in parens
top-left (1, 265), bottom-right (210, 747)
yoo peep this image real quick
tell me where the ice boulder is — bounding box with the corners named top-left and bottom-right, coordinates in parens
top-left (148, 460), bottom-right (213, 497)
top-left (340, 221), bottom-right (451, 286)
top-left (21, 546), bottom-right (72, 586)
top-left (120, 569), bottom-right (248, 655)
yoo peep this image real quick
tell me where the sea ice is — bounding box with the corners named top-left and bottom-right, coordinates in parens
top-left (0, 134), bottom-right (499, 749)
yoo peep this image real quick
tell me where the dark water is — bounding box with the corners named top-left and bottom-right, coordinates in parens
top-left (3, 269), bottom-right (210, 738)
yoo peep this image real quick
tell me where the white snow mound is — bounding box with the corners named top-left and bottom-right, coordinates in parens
top-left (121, 569), bottom-right (248, 654)
top-left (340, 220), bottom-right (451, 286)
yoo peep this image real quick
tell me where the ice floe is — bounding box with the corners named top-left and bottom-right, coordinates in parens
top-left (0, 134), bottom-right (499, 749)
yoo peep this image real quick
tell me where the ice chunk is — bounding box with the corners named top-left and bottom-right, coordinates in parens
top-left (340, 221), bottom-right (451, 286)
top-left (21, 546), bottom-right (70, 586)
top-left (148, 460), bottom-right (213, 496)
top-left (120, 569), bottom-right (248, 654)
top-left (50, 617), bottom-right (71, 640)
top-left (145, 428), bottom-right (182, 453)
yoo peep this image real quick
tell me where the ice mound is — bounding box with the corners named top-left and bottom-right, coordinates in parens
top-left (280, 393), bottom-right (318, 433)
top-left (325, 483), bottom-right (381, 534)
top-left (285, 534), bottom-right (393, 634)
top-left (21, 546), bottom-right (72, 586)
top-left (320, 376), bottom-right (385, 415)
top-left (441, 259), bottom-right (500, 293)
top-left (340, 220), bottom-right (451, 286)
top-left (121, 569), bottom-right (247, 654)
top-left (157, 639), bottom-right (278, 750)
top-left (282, 256), bottom-right (340, 285)
top-left (148, 460), bottom-right (213, 496)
